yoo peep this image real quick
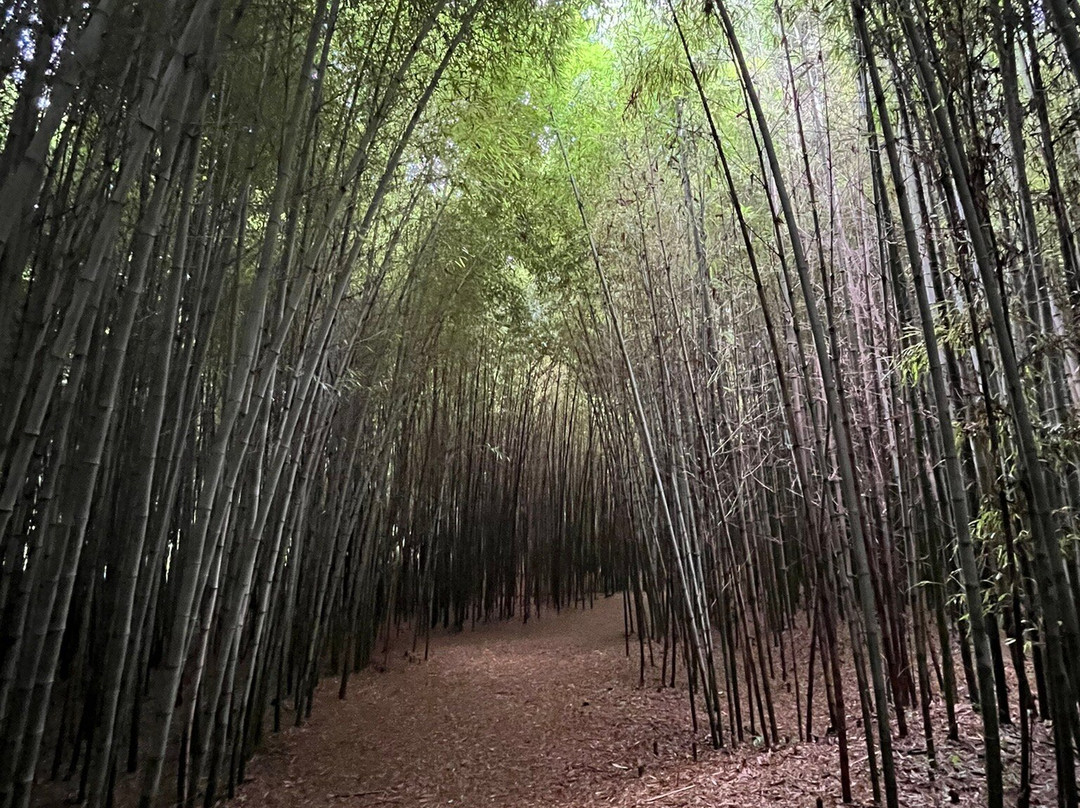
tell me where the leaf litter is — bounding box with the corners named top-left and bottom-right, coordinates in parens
top-left (227, 596), bottom-right (1066, 808)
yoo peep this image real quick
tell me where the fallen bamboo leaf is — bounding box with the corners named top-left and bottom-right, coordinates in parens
top-left (643, 784), bottom-right (696, 803)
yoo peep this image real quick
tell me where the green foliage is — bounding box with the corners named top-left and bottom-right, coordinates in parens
top-left (897, 326), bottom-right (930, 385)
top-left (385, 1), bottom-right (631, 367)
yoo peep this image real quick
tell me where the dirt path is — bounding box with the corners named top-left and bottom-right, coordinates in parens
top-left (228, 597), bottom-right (1058, 808)
top-left (231, 597), bottom-right (709, 808)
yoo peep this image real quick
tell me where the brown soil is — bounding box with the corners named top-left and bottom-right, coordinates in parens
top-left (227, 596), bottom-right (1062, 808)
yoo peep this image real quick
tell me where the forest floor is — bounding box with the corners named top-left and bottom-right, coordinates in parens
top-left (226, 596), bottom-right (1062, 808)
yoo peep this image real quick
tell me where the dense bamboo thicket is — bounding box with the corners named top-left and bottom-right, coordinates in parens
top-left (3, 0), bottom-right (1080, 806)
top-left (570, 2), bottom-right (1080, 807)
top-left (0, 3), bottom-right (620, 807)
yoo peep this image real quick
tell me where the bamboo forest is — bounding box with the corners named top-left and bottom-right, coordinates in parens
top-left (6, 0), bottom-right (1080, 806)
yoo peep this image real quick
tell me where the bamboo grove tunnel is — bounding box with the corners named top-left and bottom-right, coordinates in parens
top-left (3, 0), bottom-right (1080, 806)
